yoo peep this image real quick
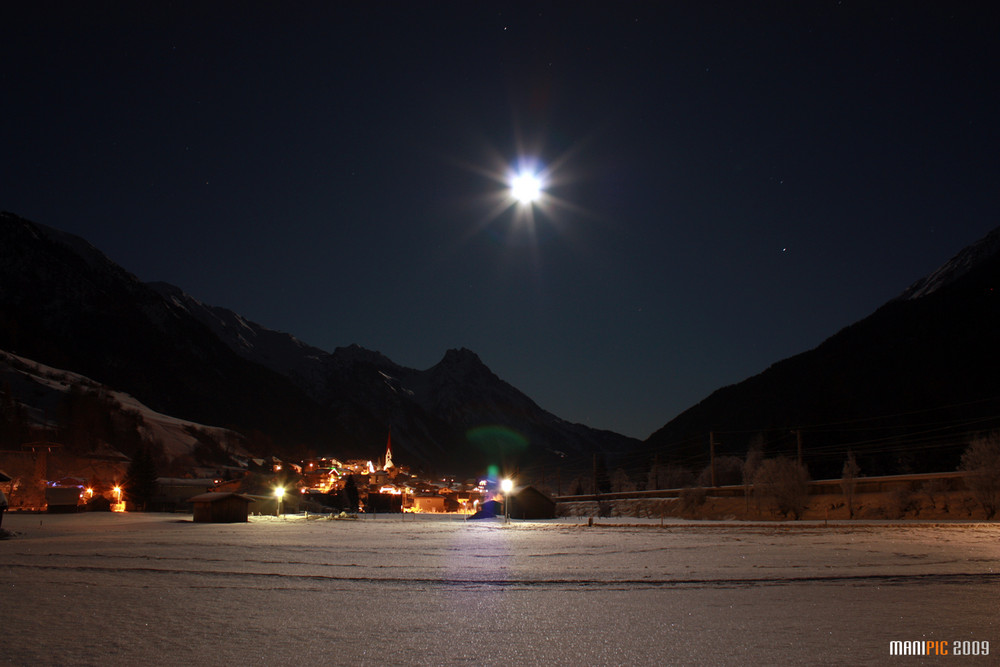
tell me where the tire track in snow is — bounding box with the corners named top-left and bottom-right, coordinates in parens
top-left (4, 561), bottom-right (1000, 591)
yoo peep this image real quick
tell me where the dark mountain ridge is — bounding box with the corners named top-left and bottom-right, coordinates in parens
top-left (0, 212), bottom-right (340, 453)
top-left (1, 211), bottom-right (637, 476)
top-left (152, 283), bottom-right (637, 475)
top-left (641, 226), bottom-right (1000, 479)
top-left (5, 208), bottom-right (995, 482)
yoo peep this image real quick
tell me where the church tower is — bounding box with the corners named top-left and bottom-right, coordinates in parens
top-left (383, 429), bottom-right (395, 472)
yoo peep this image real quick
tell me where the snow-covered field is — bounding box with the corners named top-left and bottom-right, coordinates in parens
top-left (1, 513), bottom-right (997, 665)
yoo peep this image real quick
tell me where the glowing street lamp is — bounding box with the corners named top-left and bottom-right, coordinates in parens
top-left (274, 486), bottom-right (284, 517)
top-left (500, 478), bottom-right (513, 523)
top-left (111, 485), bottom-right (124, 513)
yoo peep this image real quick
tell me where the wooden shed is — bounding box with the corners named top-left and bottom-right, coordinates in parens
top-left (45, 485), bottom-right (84, 513)
top-left (411, 494), bottom-right (446, 513)
top-left (508, 486), bottom-right (556, 520)
top-left (188, 492), bottom-right (253, 523)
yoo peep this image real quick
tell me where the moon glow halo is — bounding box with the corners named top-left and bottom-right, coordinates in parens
top-left (510, 171), bottom-right (542, 204)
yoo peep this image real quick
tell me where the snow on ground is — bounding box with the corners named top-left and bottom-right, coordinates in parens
top-left (1, 513), bottom-right (997, 665)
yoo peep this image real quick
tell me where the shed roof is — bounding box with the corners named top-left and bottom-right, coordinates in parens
top-left (513, 485), bottom-right (555, 502)
top-left (188, 491), bottom-right (253, 504)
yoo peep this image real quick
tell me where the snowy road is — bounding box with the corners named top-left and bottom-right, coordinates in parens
top-left (1, 513), bottom-right (997, 665)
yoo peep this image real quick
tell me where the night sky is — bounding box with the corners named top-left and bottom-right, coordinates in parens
top-left (2, 3), bottom-right (997, 440)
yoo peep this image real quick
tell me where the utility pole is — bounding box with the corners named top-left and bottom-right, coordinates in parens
top-left (794, 430), bottom-right (803, 467)
top-left (710, 431), bottom-right (717, 488)
top-left (592, 452), bottom-right (598, 498)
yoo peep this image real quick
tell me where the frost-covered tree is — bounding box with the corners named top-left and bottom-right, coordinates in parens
top-left (610, 467), bottom-right (634, 493)
top-left (698, 455), bottom-right (742, 487)
top-left (960, 433), bottom-right (1000, 519)
top-left (753, 457), bottom-right (809, 520)
top-left (742, 436), bottom-right (764, 513)
top-left (647, 455), bottom-right (664, 490)
top-left (648, 458), bottom-right (694, 490)
top-left (593, 454), bottom-right (611, 494)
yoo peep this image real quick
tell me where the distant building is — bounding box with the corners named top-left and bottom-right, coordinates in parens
top-left (454, 491), bottom-right (483, 513)
top-left (155, 478), bottom-right (217, 511)
top-left (369, 469), bottom-right (390, 487)
top-left (508, 486), bottom-right (556, 520)
top-left (188, 492), bottom-right (253, 523)
top-left (44, 485), bottom-right (84, 513)
top-left (411, 494), bottom-right (446, 513)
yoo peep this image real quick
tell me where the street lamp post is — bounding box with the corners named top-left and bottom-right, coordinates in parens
top-left (112, 485), bottom-right (124, 512)
top-left (500, 478), bottom-right (513, 523)
top-left (274, 486), bottom-right (284, 517)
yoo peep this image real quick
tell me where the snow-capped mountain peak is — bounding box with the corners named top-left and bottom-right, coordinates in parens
top-left (148, 281), bottom-right (331, 394)
top-left (898, 227), bottom-right (1000, 300)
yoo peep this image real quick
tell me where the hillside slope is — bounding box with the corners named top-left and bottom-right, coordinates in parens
top-left (641, 227), bottom-right (1000, 478)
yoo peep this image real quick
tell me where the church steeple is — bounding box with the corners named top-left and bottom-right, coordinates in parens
top-left (383, 429), bottom-right (395, 471)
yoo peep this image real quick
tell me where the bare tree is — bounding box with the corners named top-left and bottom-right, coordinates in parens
top-left (840, 450), bottom-right (860, 519)
top-left (920, 478), bottom-right (949, 509)
top-left (753, 457), bottom-right (810, 520)
top-left (959, 433), bottom-right (1000, 519)
top-left (610, 467), bottom-right (634, 493)
top-left (647, 459), bottom-right (694, 490)
top-left (698, 456), bottom-right (742, 487)
top-left (646, 455), bottom-right (677, 490)
top-left (679, 486), bottom-right (707, 516)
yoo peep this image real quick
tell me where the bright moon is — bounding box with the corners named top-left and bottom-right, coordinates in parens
top-left (510, 172), bottom-right (542, 203)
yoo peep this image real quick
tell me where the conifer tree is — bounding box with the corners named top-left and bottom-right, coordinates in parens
top-left (343, 475), bottom-right (359, 512)
top-left (124, 446), bottom-right (159, 511)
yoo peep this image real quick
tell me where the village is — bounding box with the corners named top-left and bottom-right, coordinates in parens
top-left (0, 435), bottom-right (559, 524)
top-left (5, 432), bottom-right (994, 526)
